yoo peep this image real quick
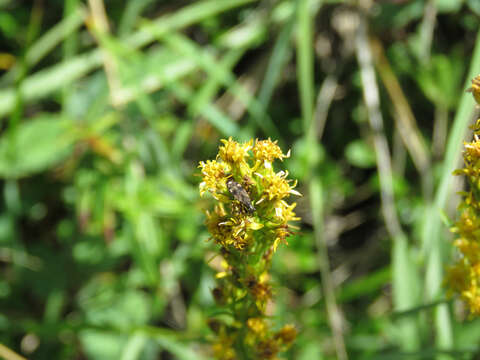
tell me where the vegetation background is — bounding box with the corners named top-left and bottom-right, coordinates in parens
top-left (1, 0), bottom-right (480, 359)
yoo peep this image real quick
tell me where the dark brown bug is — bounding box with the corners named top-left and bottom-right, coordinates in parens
top-left (226, 177), bottom-right (256, 214)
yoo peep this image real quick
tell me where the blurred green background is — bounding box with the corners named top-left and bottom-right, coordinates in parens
top-left (1, 0), bottom-right (480, 359)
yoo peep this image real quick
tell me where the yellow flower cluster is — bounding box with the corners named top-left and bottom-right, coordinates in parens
top-left (211, 317), bottom-right (297, 360)
top-left (246, 319), bottom-right (297, 359)
top-left (446, 205), bottom-right (480, 315)
top-left (198, 137), bottom-right (300, 359)
top-left (198, 137), bottom-right (300, 251)
top-left (446, 77), bottom-right (480, 316)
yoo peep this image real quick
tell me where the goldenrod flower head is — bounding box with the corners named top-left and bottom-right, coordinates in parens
top-left (244, 274), bottom-right (272, 304)
top-left (212, 335), bottom-right (236, 360)
top-left (257, 339), bottom-right (280, 360)
top-left (454, 209), bottom-right (478, 237)
top-left (274, 200), bottom-right (300, 222)
top-left (446, 262), bottom-right (471, 295)
top-left (247, 317), bottom-right (267, 334)
top-left (452, 262), bottom-right (480, 317)
top-left (272, 225), bottom-right (292, 252)
top-left (218, 137), bottom-right (252, 163)
top-left (274, 324), bottom-right (297, 346)
top-left (467, 75), bottom-right (480, 105)
top-left (199, 160), bottom-right (229, 196)
top-left (260, 171), bottom-right (299, 201)
top-left (252, 138), bottom-right (290, 163)
top-left (463, 141), bottom-right (480, 163)
top-left (454, 238), bottom-right (480, 265)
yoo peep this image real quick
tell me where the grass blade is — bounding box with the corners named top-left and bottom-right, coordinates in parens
top-left (0, 0), bottom-right (259, 118)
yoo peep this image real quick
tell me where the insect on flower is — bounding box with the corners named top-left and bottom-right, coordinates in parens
top-left (226, 177), bottom-right (256, 214)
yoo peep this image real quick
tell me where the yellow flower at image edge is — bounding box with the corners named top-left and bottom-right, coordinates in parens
top-left (446, 76), bottom-right (480, 317)
top-left (467, 75), bottom-right (480, 105)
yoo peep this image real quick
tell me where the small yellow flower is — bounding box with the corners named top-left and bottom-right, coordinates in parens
top-left (256, 339), bottom-right (279, 360)
top-left (198, 160), bottom-right (229, 196)
top-left (464, 141), bottom-right (480, 163)
top-left (467, 75), bottom-right (480, 105)
top-left (252, 138), bottom-right (290, 163)
top-left (274, 324), bottom-right (297, 346)
top-left (247, 317), bottom-right (267, 334)
top-left (467, 296), bottom-right (480, 316)
top-left (206, 210), bottom-right (253, 250)
top-left (454, 238), bottom-right (480, 264)
top-left (218, 137), bottom-right (252, 164)
top-left (445, 262), bottom-right (469, 294)
top-left (206, 206), bottom-right (229, 240)
top-left (272, 225), bottom-right (292, 252)
top-left (455, 209), bottom-right (480, 239)
top-left (274, 200), bottom-right (300, 222)
top-left (248, 278), bottom-right (272, 303)
top-left (212, 335), bottom-right (236, 360)
top-left (260, 171), bottom-right (299, 201)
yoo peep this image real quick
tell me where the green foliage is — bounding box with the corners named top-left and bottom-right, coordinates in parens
top-left (1, 0), bottom-right (480, 359)
top-left (0, 115), bottom-right (75, 177)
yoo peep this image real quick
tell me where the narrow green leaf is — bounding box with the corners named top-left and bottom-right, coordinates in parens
top-left (296, 0), bottom-right (315, 131)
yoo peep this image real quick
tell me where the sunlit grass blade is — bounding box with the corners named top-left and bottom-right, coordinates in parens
top-left (94, 33), bottom-right (241, 135)
top-left (156, 32), bottom-right (279, 138)
top-left (187, 49), bottom-right (245, 120)
top-left (121, 333), bottom-right (148, 360)
top-left (127, 0), bottom-right (258, 49)
top-left (1, 4), bottom-right (86, 87)
top-left (118, 0), bottom-right (156, 36)
top-left (0, 0), bottom-right (259, 118)
top-left (296, 0), bottom-right (314, 132)
top-left (310, 177), bottom-right (348, 360)
top-left (258, 5), bottom-right (296, 109)
top-left (392, 234), bottom-right (422, 350)
top-left (170, 82), bottom-right (239, 135)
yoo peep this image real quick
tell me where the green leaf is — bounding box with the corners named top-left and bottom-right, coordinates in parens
top-left (81, 330), bottom-right (128, 360)
top-left (0, 115), bottom-right (75, 178)
top-left (345, 139), bottom-right (376, 168)
top-left (436, 0), bottom-right (463, 13)
top-left (467, 0), bottom-right (480, 15)
top-left (416, 54), bottom-right (463, 108)
top-left (0, 11), bottom-right (18, 38)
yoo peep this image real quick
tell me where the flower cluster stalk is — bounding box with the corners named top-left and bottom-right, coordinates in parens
top-left (198, 138), bottom-right (300, 359)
